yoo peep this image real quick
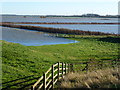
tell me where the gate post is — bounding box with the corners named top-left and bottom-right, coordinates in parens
top-left (52, 65), bottom-right (54, 89)
top-left (43, 73), bottom-right (46, 90)
top-left (58, 62), bottom-right (60, 80)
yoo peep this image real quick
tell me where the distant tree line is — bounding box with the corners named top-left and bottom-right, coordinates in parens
top-left (1, 14), bottom-right (119, 18)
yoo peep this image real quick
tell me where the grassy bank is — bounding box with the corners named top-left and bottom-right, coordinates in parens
top-left (2, 35), bottom-right (119, 89)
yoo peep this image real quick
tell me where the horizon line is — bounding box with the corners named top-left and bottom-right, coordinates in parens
top-left (1, 14), bottom-right (118, 16)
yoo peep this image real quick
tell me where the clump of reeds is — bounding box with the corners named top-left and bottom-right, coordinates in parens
top-left (60, 67), bottom-right (120, 88)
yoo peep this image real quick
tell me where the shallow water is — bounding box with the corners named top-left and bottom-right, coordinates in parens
top-left (2, 16), bottom-right (118, 23)
top-left (2, 27), bottom-right (77, 46)
top-left (16, 24), bottom-right (118, 34)
top-left (1, 16), bottom-right (118, 46)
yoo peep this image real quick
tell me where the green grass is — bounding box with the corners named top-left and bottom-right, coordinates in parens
top-left (2, 35), bottom-right (119, 89)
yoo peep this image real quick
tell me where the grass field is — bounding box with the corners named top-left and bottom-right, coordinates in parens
top-left (2, 35), bottom-right (119, 89)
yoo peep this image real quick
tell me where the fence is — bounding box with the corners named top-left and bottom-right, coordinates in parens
top-left (31, 62), bottom-right (73, 90)
top-left (70, 59), bottom-right (120, 72)
top-left (31, 59), bottom-right (120, 90)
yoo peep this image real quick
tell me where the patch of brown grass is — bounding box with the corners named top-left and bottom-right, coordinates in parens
top-left (60, 67), bottom-right (120, 88)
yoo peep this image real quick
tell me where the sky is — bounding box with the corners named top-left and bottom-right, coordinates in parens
top-left (1, 0), bottom-right (119, 15)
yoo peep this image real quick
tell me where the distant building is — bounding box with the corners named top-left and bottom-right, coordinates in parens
top-left (82, 14), bottom-right (100, 17)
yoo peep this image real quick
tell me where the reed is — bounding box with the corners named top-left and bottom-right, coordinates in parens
top-left (60, 67), bottom-right (120, 88)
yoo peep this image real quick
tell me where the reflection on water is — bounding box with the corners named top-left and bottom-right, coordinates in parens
top-left (16, 24), bottom-right (118, 34)
top-left (2, 27), bottom-right (77, 46)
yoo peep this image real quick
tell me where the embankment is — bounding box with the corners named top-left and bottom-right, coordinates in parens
top-left (0, 23), bottom-right (118, 35)
top-left (2, 35), bottom-right (119, 89)
top-left (2, 22), bottom-right (120, 24)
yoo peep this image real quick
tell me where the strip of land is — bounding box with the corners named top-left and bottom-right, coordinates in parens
top-left (0, 23), bottom-right (119, 36)
top-left (1, 22), bottom-right (120, 25)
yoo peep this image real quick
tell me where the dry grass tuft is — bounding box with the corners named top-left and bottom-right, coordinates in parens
top-left (60, 67), bottom-right (120, 88)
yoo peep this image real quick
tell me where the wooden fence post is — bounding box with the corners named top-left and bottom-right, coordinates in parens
top-left (68, 64), bottom-right (70, 73)
top-left (86, 62), bottom-right (88, 72)
top-left (31, 85), bottom-right (34, 90)
top-left (58, 62), bottom-right (60, 80)
top-left (31, 62), bottom-right (74, 90)
top-left (72, 64), bottom-right (74, 72)
top-left (82, 62), bottom-right (88, 72)
top-left (62, 62), bottom-right (64, 78)
top-left (99, 61), bottom-right (102, 69)
top-left (52, 65), bottom-right (54, 89)
top-left (70, 64), bottom-right (74, 72)
top-left (43, 73), bottom-right (46, 90)
top-left (65, 63), bottom-right (67, 74)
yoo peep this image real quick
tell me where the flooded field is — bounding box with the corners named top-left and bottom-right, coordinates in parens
top-left (1, 15), bottom-right (118, 46)
top-left (2, 27), bottom-right (77, 46)
top-left (2, 15), bottom-right (118, 23)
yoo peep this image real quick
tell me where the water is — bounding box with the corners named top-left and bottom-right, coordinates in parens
top-left (2, 27), bottom-right (77, 46)
top-left (16, 24), bottom-right (118, 34)
top-left (1, 16), bottom-right (119, 46)
top-left (2, 15), bottom-right (118, 23)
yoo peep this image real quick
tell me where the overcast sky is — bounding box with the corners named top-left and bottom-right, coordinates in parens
top-left (1, 0), bottom-right (119, 15)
